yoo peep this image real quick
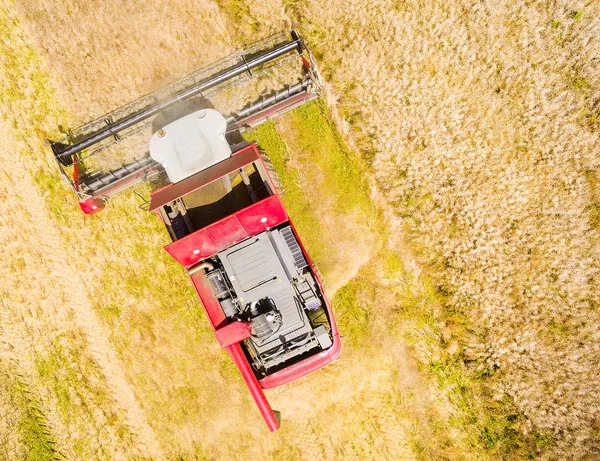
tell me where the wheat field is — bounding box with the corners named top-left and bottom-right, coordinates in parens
top-left (1, 0), bottom-right (599, 459)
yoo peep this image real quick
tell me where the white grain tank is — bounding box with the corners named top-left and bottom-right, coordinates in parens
top-left (149, 108), bottom-right (232, 183)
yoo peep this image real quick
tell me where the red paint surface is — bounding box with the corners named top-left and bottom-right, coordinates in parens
top-left (301, 55), bottom-right (311, 70)
top-left (78, 197), bottom-right (105, 215)
top-left (164, 195), bottom-right (288, 267)
top-left (73, 163), bottom-right (105, 214)
top-left (226, 343), bottom-right (280, 432)
top-left (149, 145), bottom-right (260, 212)
top-left (235, 195), bottom-right (287, 235)
top-left (165, 228), bottom-right (219, 267)
top-left (206, 217), bottom-right (248, 250)
top-left (215, 322), bottom-right (251, 348)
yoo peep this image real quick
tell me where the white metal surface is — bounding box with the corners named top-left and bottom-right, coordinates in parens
top-left (149, 109), bottom-right (231, 183)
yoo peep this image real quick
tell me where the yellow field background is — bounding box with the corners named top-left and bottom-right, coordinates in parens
top-left (1, 0), bottom-right (599, 459)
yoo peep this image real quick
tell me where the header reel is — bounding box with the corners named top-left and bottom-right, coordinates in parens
top-left (48, 29), bottom-right (321, 214)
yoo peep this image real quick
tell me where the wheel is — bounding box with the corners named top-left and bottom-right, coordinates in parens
top-left (260, 150), bottom-right (285, 196)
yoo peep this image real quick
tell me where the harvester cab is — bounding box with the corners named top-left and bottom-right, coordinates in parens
top-left (48, 30), bottom-right (340, 432)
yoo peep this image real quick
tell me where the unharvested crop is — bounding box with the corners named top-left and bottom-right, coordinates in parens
top-left (244, 0), bottom-right (600, 457)
top-left (2, 0), bottom-right (599, 459)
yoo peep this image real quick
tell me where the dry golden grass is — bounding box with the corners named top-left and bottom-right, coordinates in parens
top-left (246, 0), bottom-right (600, 458)
top-left (12, 0), bottom-right (232, 120)
top-left (2, 0), bottom-right (600, 459)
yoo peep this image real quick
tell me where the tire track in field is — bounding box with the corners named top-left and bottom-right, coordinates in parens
top-left (0, 365), bottom-right (28, 460)
top-left (0, 8), bottom-right (165, 459)
top-left (0, 121), bottom-right (164, 460)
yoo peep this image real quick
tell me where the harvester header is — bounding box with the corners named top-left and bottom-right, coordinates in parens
top-left (49, 29), bottom-right (321, 213)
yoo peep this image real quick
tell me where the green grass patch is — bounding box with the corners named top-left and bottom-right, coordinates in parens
top-left (332, 278), bottom-right (373, 347)
top-left (244, 101), bottom-right (380, 349)
top-left (244, 120), bottom-right (328, 267)
top-left (245, 99), bottom-right (383, 286)
top-left (286, 99), bottom-right (375, 220)
top-left (11, 379), bottom-right (60, 461)
top-left (214, 0), bottom-right (261, 41)
top-left (246, 99), bottom-right (378, 225)
top-left (383, 250), bottom-right (404, 278)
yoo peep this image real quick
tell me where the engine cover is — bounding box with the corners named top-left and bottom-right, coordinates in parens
top-left (247, 298), bottom-right (283, 341)
top-left (217, 231), bottom-right (315, 358)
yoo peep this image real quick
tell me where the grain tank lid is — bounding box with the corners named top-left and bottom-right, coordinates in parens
top-left (149, 108), bottom-right (232, 184)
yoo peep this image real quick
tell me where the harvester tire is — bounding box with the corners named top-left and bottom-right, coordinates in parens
top-left (260, 151), bottom-right (285, 196)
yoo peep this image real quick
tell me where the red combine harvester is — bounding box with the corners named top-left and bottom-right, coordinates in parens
top-left (48, 30), bottom-right (340, 431)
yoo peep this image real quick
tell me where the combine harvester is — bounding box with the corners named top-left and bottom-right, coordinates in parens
top-left (48, 30), bottom-right (340, 432)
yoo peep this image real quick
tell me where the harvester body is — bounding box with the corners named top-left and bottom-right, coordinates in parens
top-left (48, 30), bottom-right (340, 431)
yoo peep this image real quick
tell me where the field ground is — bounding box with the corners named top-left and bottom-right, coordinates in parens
top-left (1, 0), bottom-right (599, 460)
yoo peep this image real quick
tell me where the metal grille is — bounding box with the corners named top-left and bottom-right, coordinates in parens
top-left (280, 226), bottom-right (307, 271)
